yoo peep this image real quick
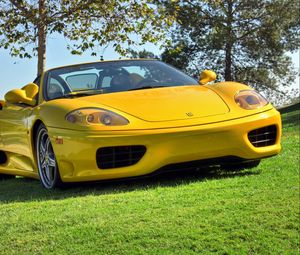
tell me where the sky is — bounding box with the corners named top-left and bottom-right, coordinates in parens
top-left (0, 35), bottom-right (299, 99)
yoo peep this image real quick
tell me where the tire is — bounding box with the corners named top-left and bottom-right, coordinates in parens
top-left (0, 174), bottom-right (15, 180)
top-left (221, 160), bottom-right (261, 171)
top-left (36, 124), bottom-right (62, 189)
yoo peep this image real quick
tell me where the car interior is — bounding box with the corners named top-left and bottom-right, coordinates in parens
top-left (47, 67), bottom-right (146, 100)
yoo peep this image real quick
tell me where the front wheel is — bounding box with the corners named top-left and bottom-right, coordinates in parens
top-left (36, 124), bottom-right (62, 189)
top-left (0, 174), bottom-right (15, 180)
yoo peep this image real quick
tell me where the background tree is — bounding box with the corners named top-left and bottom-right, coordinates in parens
top-left (162, 0), bottom-right (300, 104)
top-left (127, 49), bottom-right (160, 59)
top-left (0, 0), bottom-right (174, 76)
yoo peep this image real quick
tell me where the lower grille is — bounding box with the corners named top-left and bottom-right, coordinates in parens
top-left (248, 125), bottom-right (277, 147)
top-left (96, 145), bottom-right (146, 169)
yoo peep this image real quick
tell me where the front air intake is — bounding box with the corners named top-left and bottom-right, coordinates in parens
top-left (96, 145), bottom-right (146, 169)
top-left (248, 125), bottom-right (277, 147)
top-left (0, 151), bottom-right (7, 164)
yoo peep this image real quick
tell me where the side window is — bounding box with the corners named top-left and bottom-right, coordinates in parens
top-left (47, 78), bottom-right (65, 100)
top-left (32, 76), bottom-right (41, 102)
top-left (33, 76), bottom-right (41, 87)
top-left (102, 76), bottom-right (112, 88)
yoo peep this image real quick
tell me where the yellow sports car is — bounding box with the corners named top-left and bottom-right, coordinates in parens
top-left (0, 60), bottom-right (281, 189)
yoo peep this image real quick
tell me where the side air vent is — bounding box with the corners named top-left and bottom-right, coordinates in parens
top-left (0, 151), bottom-right (7, 164)
top-left (248, 125), bottom-right (277, 147)
top-left (96, 145), bottom-right (146, 169)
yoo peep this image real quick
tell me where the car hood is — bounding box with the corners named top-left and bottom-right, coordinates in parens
top-left (78, 85), bottom-right (229, 122)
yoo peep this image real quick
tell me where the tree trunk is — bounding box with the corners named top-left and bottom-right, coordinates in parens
top-left (37, 0), bottom-right (46, 76)
top-left (225, 0), bottom-right (233, 81)
top-left (225, 43), bottom-right (232, 81)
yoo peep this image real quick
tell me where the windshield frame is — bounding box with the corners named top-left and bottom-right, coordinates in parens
top-left (42, 59), bottom-right (198, 101)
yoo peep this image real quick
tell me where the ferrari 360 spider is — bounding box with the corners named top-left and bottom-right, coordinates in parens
top-left (0, 60), bottom-right (281, 189)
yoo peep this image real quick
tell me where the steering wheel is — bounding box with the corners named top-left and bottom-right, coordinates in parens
top-left (135, 78), bottom-right (160, 88)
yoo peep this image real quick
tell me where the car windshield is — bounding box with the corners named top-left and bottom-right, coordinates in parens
top-left (45, 60), bottom-right (198, 100)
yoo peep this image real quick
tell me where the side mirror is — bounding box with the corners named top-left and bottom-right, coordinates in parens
top-left (199, 70), bottom-right (217, 85)
top-left (4, 83), bottom-right (39, 106)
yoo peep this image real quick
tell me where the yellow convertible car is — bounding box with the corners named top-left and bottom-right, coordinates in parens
top-left (0, 60), bottom-right (281, 189)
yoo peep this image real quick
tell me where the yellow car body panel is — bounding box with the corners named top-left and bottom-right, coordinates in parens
top-left (48, 108), bottom-right (281, 182)
top-left (0, 60), bottom-right (282, 185)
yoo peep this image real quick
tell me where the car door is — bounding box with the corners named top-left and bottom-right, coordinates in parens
top-left (0, 101), bottom-right (5, 150)
top-left (0, 103), bottom-right (34, 171)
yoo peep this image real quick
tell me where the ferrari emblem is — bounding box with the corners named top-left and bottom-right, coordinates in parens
top-left (186, 112), bottom-right (194, 117)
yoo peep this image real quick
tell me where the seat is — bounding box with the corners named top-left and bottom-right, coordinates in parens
top-left (48, 83), bottom-right (64, 99)
top-left (110, 73), bottom-right (132, 92)
top-left (129, 73), bottom-right (144, 86)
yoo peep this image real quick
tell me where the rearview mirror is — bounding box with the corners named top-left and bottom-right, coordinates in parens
top-left (5, 83), bottom-right (39, 106)
top-left (199, 70), bottom-right (217, 85)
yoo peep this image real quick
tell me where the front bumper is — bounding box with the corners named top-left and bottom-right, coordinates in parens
top-left (49, 109), bottom-right (281, 182)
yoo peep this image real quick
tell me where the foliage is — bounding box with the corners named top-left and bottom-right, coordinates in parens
top-left (162, 0), bottom-right (300, 104)
top-left (127, 49), bottom-right (160, 59)
top-left (0, 0), bottom-right (174, 74)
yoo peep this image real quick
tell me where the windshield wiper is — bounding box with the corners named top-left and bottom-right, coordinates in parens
top-left (62, 90), bottom-right (103, 98)
top-left (129, 86), bottom-right (166, 91)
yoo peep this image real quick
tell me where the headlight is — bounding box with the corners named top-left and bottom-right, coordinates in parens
top-left (66, 108), bottom-right (129, 126)
top-left (235, 90), bottom-right (268, 110)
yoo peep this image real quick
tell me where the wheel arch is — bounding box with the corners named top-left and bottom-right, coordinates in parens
top-left (31, 119), bottom-right (44, 163)
top-left (31, 120), bottom-right (63, 188)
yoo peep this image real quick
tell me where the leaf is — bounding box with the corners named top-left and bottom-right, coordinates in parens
top-left (0, 0), bottom-right (175, 73)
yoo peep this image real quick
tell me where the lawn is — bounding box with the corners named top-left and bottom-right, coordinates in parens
top-left (0, 110), bottom-right (299, 255)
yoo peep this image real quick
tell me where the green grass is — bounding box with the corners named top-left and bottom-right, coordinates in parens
top-left (0, 110), bottom-right (299, 255)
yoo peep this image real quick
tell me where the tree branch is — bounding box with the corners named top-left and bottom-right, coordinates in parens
top-left (9, 0), bottom-right (36, 22)
top-left (49, 0), bottom-right (95, 21)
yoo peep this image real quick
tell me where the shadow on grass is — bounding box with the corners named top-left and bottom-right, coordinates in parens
top-left (0, 167), bottom-right (260, 204)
